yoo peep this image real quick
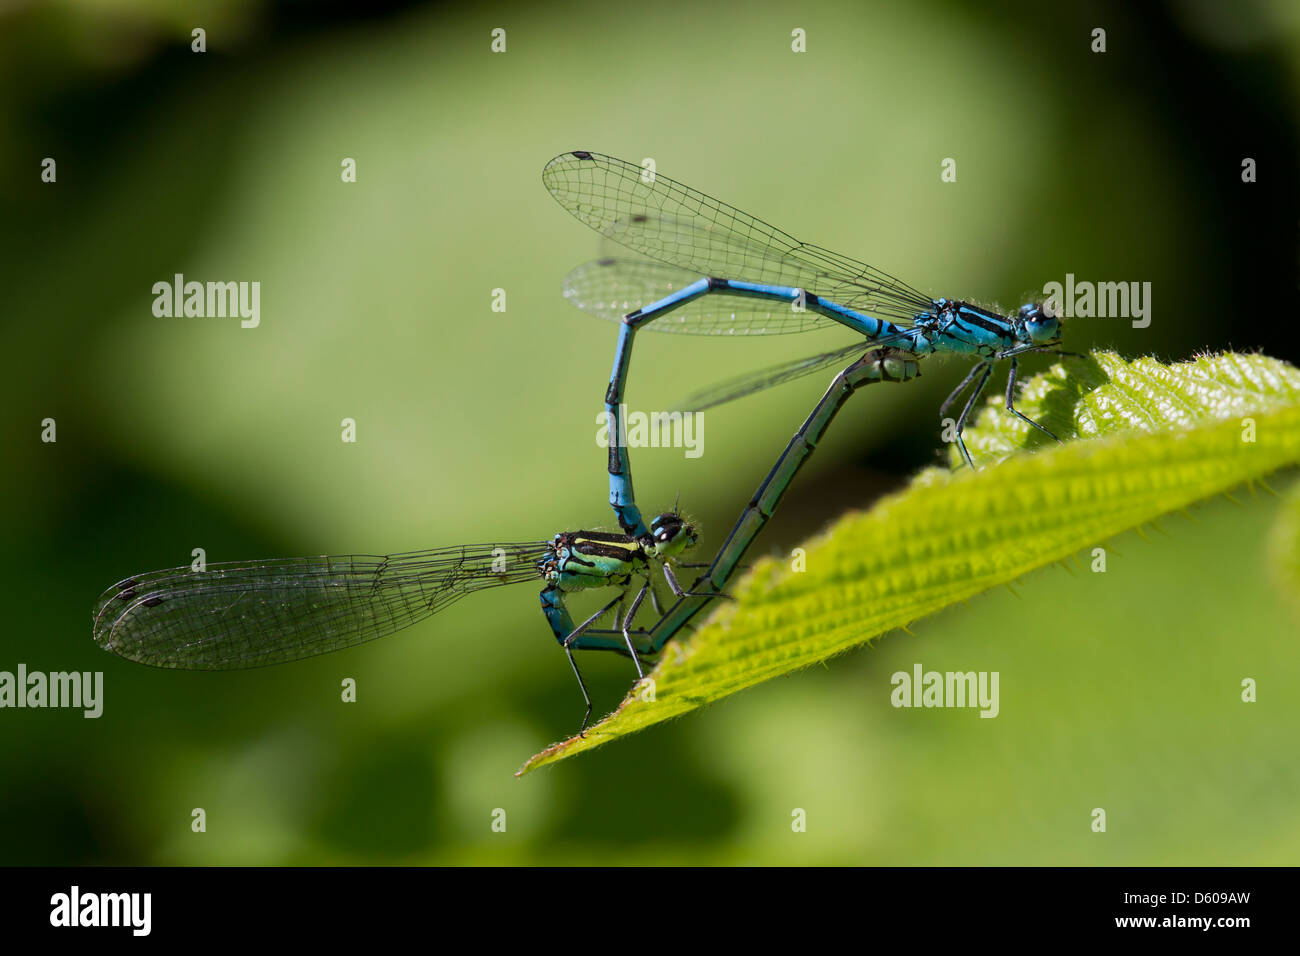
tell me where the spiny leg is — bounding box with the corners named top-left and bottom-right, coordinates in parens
top-left (647, 571), bottom-right (665, 617)
top-left (940, 361), bottom-right (988, 420)
top-left (562, 590), bottom-right (627, 736)
top-left (562, 591), bottom-right (627, 648)
top-left (564, 647), bottom-right (593, 736)
top-left (619, 581), bottom-right (649, 680)
top-left (953, 362), bottom-right (993, 469)
top-left (1003, 356), bottom-right (1061, 444)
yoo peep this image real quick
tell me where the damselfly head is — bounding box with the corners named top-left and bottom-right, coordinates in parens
top-left (648, 511), bottom-right (698, 558)
top-left (1017, 302), bottom-right (1061, 345)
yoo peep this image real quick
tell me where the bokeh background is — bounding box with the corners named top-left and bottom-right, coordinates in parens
top-left (2, 0), bottom-right (1299, 864)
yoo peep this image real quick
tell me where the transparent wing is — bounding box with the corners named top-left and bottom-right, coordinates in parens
top-left (563, 257), bottom-right (825, 335)
top-left (92, 542), bottom-right (548, 670)
top-left (675, 340), bottom-right (881, 412)
top-left (543, 150), bottom-right (936, 324)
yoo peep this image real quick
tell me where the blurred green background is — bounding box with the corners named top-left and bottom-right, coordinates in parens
top-left (2, 0), bottom-right (1299, 864)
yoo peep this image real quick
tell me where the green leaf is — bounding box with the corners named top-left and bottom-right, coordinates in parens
top-left (519, 351), bottom-right (1300, 774)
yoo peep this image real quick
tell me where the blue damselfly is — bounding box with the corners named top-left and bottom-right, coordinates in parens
top-left (544, 150), bottom-right (1065, 538)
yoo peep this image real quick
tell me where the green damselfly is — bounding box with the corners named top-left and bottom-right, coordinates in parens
top-left (94, 348), bottom-right (917, 736)
top-left (94, 510), bottom-right (705, 734)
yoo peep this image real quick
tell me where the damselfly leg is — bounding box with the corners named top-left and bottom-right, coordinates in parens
top-left (1003, 356), bottom-right (1061, 443)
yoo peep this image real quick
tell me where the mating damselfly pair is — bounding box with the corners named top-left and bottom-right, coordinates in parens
top-left (94, 150), bottom-right (1066, 736)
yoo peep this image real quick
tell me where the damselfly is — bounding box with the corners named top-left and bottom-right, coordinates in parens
top-left (543, 150), bottom-right (1065, 538)
top-left (93, 348), bottom-right (918, 737)
top-left (93, 510), bottom-right (707, 734)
